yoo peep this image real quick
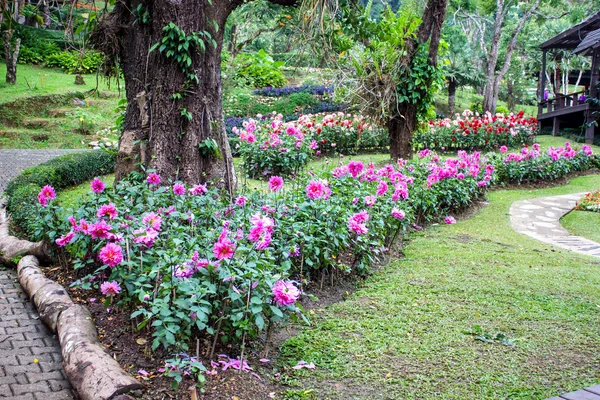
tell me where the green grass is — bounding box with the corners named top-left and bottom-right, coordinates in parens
top-left (0, 64), bottom-right (122, 149)
top-left (561, 210), bottom-right (600, 243)
top-left (278, 174), bottom-right (600, 400)
top-left (56, 174), bottom-right (115, 209)
top-left (0, 63), bottom-right (121, 104)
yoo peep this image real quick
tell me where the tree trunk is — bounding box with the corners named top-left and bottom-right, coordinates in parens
top-left (448, 78), bottom-right (457, 115)
top-left (96, 0), bottom-right (237, 193)
top-left (388, 0), bottom-right (448, 160)
top-left (506, 79), bottom-right (515, 112)
top-left (388, 104), bottom-right (417, 160)
top-left (3, 29), bottom-right (21, 84)
top-left (482, 0), bottom-right (540, 113)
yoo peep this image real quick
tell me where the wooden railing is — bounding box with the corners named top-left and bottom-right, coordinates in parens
top-left (538, 90), bottom-right (588, 115)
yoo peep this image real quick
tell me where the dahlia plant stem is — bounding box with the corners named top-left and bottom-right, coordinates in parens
top-left (238, 279), bottom-right (253, 374)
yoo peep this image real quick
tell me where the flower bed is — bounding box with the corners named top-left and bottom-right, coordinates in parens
top-left (575, 189), bottom-right (600, 212)
top-left (252, 85), bottom-right (333, 97)
top-left (413, 110), bottom-right (538, 152)
top-left (10, 138), bottom-right (597, 392)
top-left (491, 142), bottom-right (596, 184)
top-left (234, 112), bottom-right (388, 178)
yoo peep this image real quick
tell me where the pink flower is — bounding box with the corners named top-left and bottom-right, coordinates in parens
top-left (100, 281), bottom-right (121, 296)
top-left (97, 203), bottom-right (118, 220)
top-left (41, 185), bottom-right (56, 200)
top-left (268, 176), bottom-right (284, 192)
top-left (348, 211), bottom-right (369, 235)
top-left (391, 208), bottom-right (405, 220)
top-left (55, 231), bottom-right (75, 247)
top-left (306, 180), bottom-right (327, 200)
top-left (38, 192), bottom-right (49, 207)
top-left (99, 243), bottom-right (123, 267)
top-left (272, 280), bottom-right (300, 306)
top-left (90, 178), bottom-right (105, 193)
top-left (142, 212), bottom-right (162, 231)
top-left (87, 220), bottom-right (112, 239)
top-left (445, 216), bottom-right (456, 225)
top-left (235, 196), bottom-right (247, 206)
top-left (213, 238), bottom-right (235, 260)
top-left (499, 146), bottom-right (508, 153)
top-left (133, 228), bottom-right (159, 248)
top-left (347, 161), bottom-right (364, 178)
top-left (582, 145), bottom-right (593, 156)
top-left (147, 172), bottom-right (161, 185)
top-left (376, 181), bottom-right (388, 196)
top-left (364, 195), bottom-right (377, 207)
top-left (190, 184), bottom-right (208, 195)
top-left (172, 183), bottom-right (185, 196)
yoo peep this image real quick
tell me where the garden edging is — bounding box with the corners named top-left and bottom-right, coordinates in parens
top-left (0, 204), bottom-right (143, 400)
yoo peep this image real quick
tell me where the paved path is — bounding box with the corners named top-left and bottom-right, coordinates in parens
top-left (509, 192), bottom-right (600, 259)
top-left (511, 192), bottom-right (600, 400)
top-left (0, 149), bottom-right (84, 193)
top-left (0, 149), bottom-right (80, 399)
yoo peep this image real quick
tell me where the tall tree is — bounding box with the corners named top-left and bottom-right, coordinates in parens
top-left (92, 0), bottom-right (298, 192)
top-left (481, 0), bottom-right (541, 113)
top-left (1, 0), bottom-right (22, 84)
top-left (333, 0), bottom-right (448, 160)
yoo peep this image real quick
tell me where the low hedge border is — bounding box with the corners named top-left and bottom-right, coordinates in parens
top-left (5, 150), bottom-right (116, 240)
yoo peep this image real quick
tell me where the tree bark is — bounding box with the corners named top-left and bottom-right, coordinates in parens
top-left (95, 0), bottom-right (237, 193)
top-left (448, 77), bottom-right (457, 116)
top-left (389, 0), bottom-right (448, 160)
top-left (482, 0), bottom-right (540, 113)
top-left (3, 29), bottom-right (21, 84)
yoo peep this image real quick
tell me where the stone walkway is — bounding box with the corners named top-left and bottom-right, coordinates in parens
top-left (509, 192), bottom-right (600, 259)
top-left (0, 150), bottom-right (83, 193)
top-left (510, 192), bottom-right (600, 400)
top-left (0, 149), bottom-right (80, 399)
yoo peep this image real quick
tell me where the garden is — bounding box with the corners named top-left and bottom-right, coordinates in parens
top-left (1, 1), bottom-right (600, 400)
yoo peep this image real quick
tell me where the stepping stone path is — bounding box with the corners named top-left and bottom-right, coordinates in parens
top-left (0, 149), bottom-right (79, 399)
top-left (510, 192), bottom-right (600, 259)
top-left (511, 192), bottom-right (600, 400)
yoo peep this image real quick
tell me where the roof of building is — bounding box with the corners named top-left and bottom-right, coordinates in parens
top-left (540, 11), bottom-right (600, 50)
top-left (574, 27), bottom-right (600, 55)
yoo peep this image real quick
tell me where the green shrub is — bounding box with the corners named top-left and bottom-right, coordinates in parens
top-left (469, 102), bottom-right (483, 114)
top-left (5, 150), bottom-right (116, 239)
top-left (495, 105), bottom-right (510, 115)
top-left (45, 50), bottom-right (104, 74)
top-left (234, 50), bottom-right (287, 89)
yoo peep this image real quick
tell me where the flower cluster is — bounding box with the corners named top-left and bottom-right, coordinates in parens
top-left (414, 110), bottom-right (537, 152)
top-left (575, 190), bottom-right (600, 213)
top-left (234, 112), bottom-right (388, 178)
top-left (253, 84), bottom-right (333, 97)
top-left (492, 142), bottom-right (596, 184)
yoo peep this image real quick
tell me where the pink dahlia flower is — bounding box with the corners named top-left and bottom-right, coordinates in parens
top-left (147, 172), bottom-right (161, 185)
top-left (445, 216), bottom-right (456, 225)
top-left (90, 178), bottom-right (105, 193)
top-left (172, 183), bottom-right (186, 196)
top-left (268, 176), bottom-right (284, 192)
top-left (391, 208), bottom-right (405, 220)
top-left (55, 231), bottom-right (76, 247)
top-left (100, 281), bottom-right (121, 296)
top-left (97, 203), bottom-right (118, 220)
top-left (99, 243), bottom-right (123, 267)
top-left (272, 280), bottom-right (300, 306)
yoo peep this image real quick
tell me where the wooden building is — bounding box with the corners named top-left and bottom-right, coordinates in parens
top-left (538, 12), bottom-right (600, 143)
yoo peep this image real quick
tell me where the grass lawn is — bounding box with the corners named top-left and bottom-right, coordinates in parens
top-left (278, 174), bottom-right (600, 400)
top-left (0, 63), bottom-right (121, 104)
top-left (561, 210), bottom-right (600, 244)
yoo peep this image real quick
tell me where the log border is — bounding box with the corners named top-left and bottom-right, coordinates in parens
top-left (0, 204), bottom-right (143, 400)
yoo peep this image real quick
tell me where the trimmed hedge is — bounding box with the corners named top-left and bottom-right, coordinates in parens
top-left (5, 150), bottom-right (116, 240)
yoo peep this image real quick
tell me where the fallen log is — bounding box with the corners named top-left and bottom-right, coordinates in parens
top-left (0, 205), bottom-right (49, 266)
top-left (57, 305), bottom-right (143, 400)
top-left (16, 256), bottom-right (143, 399)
